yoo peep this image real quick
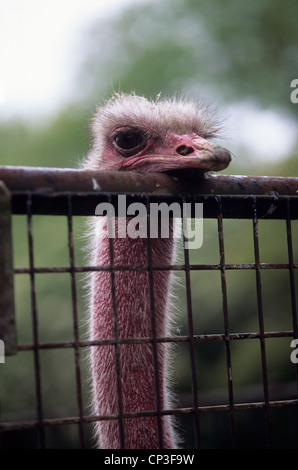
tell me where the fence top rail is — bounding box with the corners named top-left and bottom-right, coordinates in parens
top-left (0, 165), bottom-right (298, 197)
top-left (1, 166), bottom-right (298, 218)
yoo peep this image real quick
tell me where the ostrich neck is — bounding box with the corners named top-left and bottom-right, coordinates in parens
top-left (90, 216), bottom-right (178, 449)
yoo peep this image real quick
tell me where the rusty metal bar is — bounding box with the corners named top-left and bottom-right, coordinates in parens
top-left (0, 167), bottom-right (297, 219)
top-left (107, 194), bottom-right (126, 449)
top-left (252, 198), bottom-right (272, 448)
top-left (217, 196), bottom-right (237, 448)
top-left (14, 329), bottom-right (297, 352)
top-left (285, 198), bottom-right (298, 441)
top-left (26, 194), bottom-right (45, 448)
top-left (182, 195), bottom-right (201, 448)
top-left (13, 261), bottom-right (298, 275)
top-left (145, 194), bottom-right (164, 449)
top-left (0, 182), bottom-right (17, 356)
top-left (1, 398), bottom-right (298, 433)
top-left (286, 198), bottom-right (298, 348)
top-left (5, 191), bottom-right (298, 219)
top-left (1, 166), bottom-right (298, 196)
top-left (66, 195), bottom-right (85, 448)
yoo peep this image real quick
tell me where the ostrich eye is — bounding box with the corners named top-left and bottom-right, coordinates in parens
top-left (113, 130), bottom-right (146, 155)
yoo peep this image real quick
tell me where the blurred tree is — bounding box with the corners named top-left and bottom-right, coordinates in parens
top-left (1, 0), bottom-right (298, 168)
top-left (77, 0), bottom-right (298, 117)
top-left (0, 106), bottom-right (90, 168)
top-left (1, 0), bottom-right (298, 449)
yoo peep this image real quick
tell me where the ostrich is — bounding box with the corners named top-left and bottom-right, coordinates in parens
top-left (83, 93), bottom-right (231, 449)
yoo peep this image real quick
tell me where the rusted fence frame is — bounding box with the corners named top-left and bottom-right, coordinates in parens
top-left (0, 166), bottom-right (298, 449)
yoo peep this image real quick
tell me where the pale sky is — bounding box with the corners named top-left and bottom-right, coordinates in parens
top-left (0, 0), bottom-right (143, 120)
top-left (0, 0), bottom-right (297, 162)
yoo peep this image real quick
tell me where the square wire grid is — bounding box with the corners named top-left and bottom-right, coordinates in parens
top-left (0, 172), bottom-right (298, 449)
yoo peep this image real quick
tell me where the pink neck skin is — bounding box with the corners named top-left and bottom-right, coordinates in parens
top-left (89, 217), bottom-right (179, 449)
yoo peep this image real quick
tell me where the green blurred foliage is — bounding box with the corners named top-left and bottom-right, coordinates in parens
top-left (0, 106), bottom-right (90, 168)
top-left (79, 0), bottom-right (298, 116)
top-left (1, 0), bottom-right (298, 449)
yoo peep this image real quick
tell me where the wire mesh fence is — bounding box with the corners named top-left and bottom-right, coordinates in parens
top-left (0, 166), bottom-right (298, 449)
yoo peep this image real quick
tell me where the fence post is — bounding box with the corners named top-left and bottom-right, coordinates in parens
top-left (0, 181), bottom-right (17, 356)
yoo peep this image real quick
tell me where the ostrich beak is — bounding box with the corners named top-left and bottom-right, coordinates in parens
top-left (125, 147), bottom-right (232, 173)
top-left (121, 135), bottom-right (232, 174)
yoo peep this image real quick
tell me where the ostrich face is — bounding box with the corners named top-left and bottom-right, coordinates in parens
top-left (86, 93), bottom-right (231, 173)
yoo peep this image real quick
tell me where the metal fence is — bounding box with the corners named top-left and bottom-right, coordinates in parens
top-left (0, 166), bottom-right (298, 449)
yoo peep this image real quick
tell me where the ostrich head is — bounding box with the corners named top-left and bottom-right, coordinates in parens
top-left (84, 93), bottom-right (231, 173)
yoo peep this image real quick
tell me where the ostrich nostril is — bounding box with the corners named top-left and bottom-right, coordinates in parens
top-left (176, 145), bottom-right (194, 156)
